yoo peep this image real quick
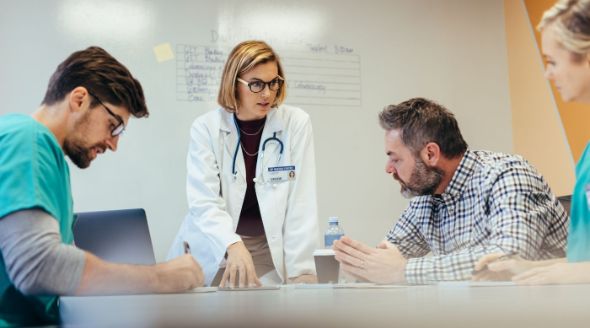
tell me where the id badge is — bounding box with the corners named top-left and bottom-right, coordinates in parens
top-left (267, 165), bottom-right (296, 183)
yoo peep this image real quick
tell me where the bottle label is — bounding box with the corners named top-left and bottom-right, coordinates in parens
top-left (324, 233), bottom-right (344, 248)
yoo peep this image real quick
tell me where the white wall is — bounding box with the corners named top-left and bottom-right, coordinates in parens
top-left (0, 0), bottom-right (511, 261)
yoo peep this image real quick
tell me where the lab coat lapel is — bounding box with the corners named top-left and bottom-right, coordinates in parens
top-left (258, 108), bottom-right (284, 175)
top-left (220, 110), bottom-right (246, 181)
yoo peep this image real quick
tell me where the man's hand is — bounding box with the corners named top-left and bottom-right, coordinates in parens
top-left (333, 236), bottom-right (407, 284)
top-left (77, 252), bottom-right (205, 295)
top-left (155, 254), bottom-right (204, 292)
top-left (220, 241), bottom-right (261, 288)
top-left (288, 274), bottom-right (318, 284)
top-left (472, 253), bottom-right (550, 281)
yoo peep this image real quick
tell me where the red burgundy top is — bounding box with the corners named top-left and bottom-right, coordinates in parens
top-left (235, 116), bottom-right (266, 236)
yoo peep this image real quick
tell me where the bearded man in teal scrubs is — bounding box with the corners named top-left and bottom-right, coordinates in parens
top-left (0, 46), bottom-right (204, 327)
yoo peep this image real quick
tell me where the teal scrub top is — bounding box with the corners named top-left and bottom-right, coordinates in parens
top-left (0, 114), bottom-right (74, 327)
top-left (568, 142), bottom-right (590, 262)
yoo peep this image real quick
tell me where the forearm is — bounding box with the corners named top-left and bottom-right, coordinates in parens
top-left (75, 252), bottom-right (160, 295)
top-left (404, 248), bottom-right (566, 284)
top-left (532, 257), bottom-right (566, 267)
top-left (405, 245), bottom-right (505, 284)
top-left (386, 203), bottom-right (432, 260)
top-left (0, 210), bottom-right (85, 295)
top-left (404, 235), bottom-right (567, 284)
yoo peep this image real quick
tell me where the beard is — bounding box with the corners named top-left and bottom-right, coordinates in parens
top-left (63, 113), bottom-right (106, 169)
top-left (64, 138), bottom-right (94, 169)
top-left (395, 158), bottom-right (443, 199)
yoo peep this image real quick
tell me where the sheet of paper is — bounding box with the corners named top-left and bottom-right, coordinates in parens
top-left (187, 286), bottom-right (218, 293)
top-left (335, 283), bottom-right (411, 289)
top-left (217, 285), bottom-right (281, 291)
top-left (293, 283), bottom-right (336, 289)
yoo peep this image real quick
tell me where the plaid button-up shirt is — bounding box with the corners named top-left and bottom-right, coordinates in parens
top-left (387, 150), bottom-right (568, 284)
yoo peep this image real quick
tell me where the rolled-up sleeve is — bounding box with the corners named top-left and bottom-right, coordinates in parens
top-left (0, 209), bottom-right (86, 295)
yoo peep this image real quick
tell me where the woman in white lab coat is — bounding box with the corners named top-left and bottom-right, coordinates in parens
top-left (168, 40), bottom-right (319, 287)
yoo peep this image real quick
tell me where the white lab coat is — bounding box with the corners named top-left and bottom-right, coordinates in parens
top-left (168, 105), bottom-right (319, 286)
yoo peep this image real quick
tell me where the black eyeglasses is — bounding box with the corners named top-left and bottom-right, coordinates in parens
top-left (87, 91), bottom-right (125, 137)
top-left (237, 76), bottom-right (284, 93)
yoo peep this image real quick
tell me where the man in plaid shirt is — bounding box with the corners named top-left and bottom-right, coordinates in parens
top-left (333, 98), bottom-right (568, 284)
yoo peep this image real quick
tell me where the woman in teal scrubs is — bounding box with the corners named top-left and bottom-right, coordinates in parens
top-left (474, 0), bottom-right (590, 284)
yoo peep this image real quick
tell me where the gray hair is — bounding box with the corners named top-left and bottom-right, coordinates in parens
top-left (379, 98), bottom-right (467, 158)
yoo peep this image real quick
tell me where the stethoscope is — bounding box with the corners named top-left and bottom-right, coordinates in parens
top-left (231, 114), bottom-right (284, 179)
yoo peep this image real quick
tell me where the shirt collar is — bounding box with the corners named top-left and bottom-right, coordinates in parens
top-left (441, 149), bottom-right (476, 201)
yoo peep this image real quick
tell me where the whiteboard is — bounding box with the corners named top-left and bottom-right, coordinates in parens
top-left (0, 0), bottom-right (511, 261)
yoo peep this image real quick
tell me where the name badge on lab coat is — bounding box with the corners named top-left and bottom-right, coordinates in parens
top-left (267, 165), bottom-right (296, 183)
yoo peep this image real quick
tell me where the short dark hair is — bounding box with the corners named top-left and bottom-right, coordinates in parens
top-left (379, 97), bottom-right (467, 158)
top-left (42, 46), bottom-right (148, 118)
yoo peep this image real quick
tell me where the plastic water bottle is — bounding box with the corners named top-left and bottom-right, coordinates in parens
top-left (324, 216), bottom-right (344, 248)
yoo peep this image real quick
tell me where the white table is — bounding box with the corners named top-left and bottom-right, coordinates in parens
top-left (60, 283), bottom-right (590, 327)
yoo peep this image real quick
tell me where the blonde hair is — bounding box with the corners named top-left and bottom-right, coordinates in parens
top-left (217, 40), bottom-right (286, 112)
top-left (538, 0), bottom-right (590, 60)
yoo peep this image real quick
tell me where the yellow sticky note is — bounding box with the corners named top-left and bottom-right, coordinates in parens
top-left (153, 43), bottom-right (174, 63)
